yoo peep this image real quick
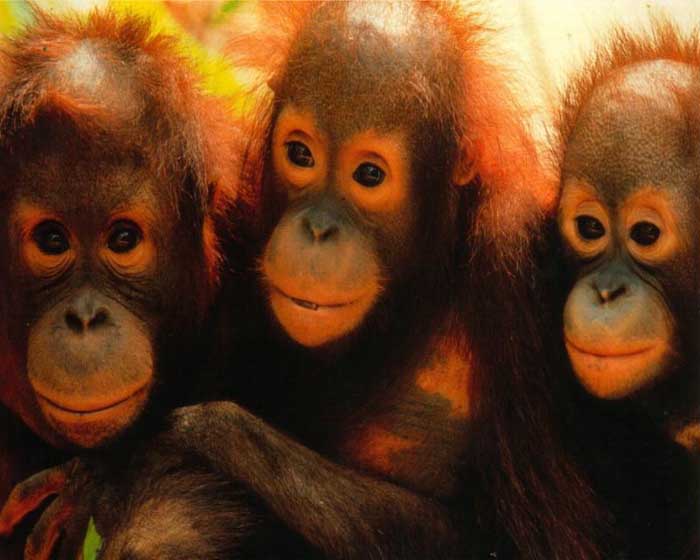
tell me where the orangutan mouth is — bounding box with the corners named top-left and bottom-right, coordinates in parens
top-left (272, 286), bottom-right (358, 311)
top-left (291, 296), bottom-right (320, 310)
top-left (565, 338), bottom-right (654, 359)
top-left (36, 384), bottom-right (149, 418)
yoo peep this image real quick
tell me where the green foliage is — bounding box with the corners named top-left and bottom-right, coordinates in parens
top-left (0, 1), bottom-right (249, 113)
top-left (83, 517), bottom-right (103, 560)
top-left (109, 0), bottom-right (245, 108)
top-left (221, 1), bottom-right (242, 16)
top-left (0, 0), bottom-right (32, 36)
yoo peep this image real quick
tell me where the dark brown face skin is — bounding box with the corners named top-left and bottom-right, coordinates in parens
top-left (0, 126), bottom-right (203, 449)
top-left (559, 60), bottom-right (700, 400)
top-left (260, 2), bottom-right (462, 347)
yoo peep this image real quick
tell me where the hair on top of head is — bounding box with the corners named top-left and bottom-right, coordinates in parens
top-left (0, 7), bottom-right (245, 285)
top-left (228, 0), bottom-right (556, 265)
top-left (557, 18), bottom-right (700, 159)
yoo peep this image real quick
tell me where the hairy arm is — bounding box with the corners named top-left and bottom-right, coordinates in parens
top-left (169, 401), bottom-right (461, 560)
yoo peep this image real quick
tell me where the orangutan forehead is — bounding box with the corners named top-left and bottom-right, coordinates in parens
top-left (570, 59), bottom-right (700, 150)
top-left (279, 2), bottom-right (457, 139)
top-left (287, 1), bottom-right (448, 89)
top-left (563, 59), bottom-right (699, 200)
top-left (12, 150), bottom-right (161, 218)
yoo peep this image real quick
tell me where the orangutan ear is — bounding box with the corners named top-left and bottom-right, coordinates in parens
top-left (451, 150), bottom-right (476, 187)
top-left (267, 74), bottom-right (283, 96)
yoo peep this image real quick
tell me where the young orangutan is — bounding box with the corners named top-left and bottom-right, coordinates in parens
top-left (556, 20), bottom-right (700, 559)
top-left (164, 2), bottom-right (605, 558)
top-left (0, 8), bottom-right (259, 559)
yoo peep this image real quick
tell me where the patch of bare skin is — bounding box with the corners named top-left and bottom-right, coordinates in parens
top-left (346, 1), bottom-right (417, 39)
top-left (601, 60), bottom-right (699, 115)
top-left (345, 425), bottom-right (417, 476)
top-left (343, 337), bottom-right (470, 492)
top-left (53, 40), bottom-right (140, 118)
top-left (415, 338), bottom-right (471, 419)
top-left (673, 421), bottom-right (700, 452)
top-left (57, 41), bottom-right (107, 95)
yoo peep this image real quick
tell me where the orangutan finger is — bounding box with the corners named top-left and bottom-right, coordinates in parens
top-left (24, 494), bottom-right (74, 560)
top-left (0, 464), bottom-right (69, 537)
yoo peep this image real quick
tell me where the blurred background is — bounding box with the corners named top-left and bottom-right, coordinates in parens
top-left (0, 0), bottom-right (697, 131)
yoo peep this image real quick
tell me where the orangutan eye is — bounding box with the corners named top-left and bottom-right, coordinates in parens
top-left (33, 221), bottom-right (70, 255)
top-left (353, 163), bottom-right (385, 188)
top-left (630, 221), bottom-right (660, 246)
top-left (576, 215), bottom-right (605, 240)
top-left (286, 141), bottom-right (315, 168)
top-left (107, 221), bottom-right (142, 254)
